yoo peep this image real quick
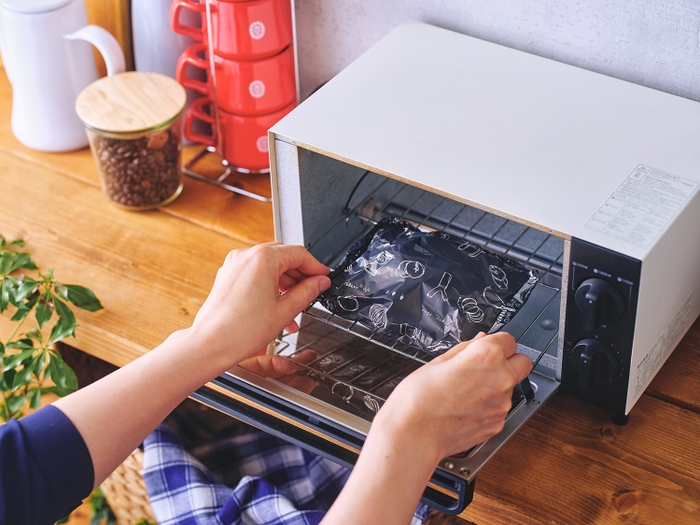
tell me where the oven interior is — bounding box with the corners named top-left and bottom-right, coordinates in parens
top-left (239, 146), bottom-right (566, 427)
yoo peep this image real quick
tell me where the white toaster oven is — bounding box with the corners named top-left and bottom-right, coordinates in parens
top-left (195, 22), bottom-right (700, 514)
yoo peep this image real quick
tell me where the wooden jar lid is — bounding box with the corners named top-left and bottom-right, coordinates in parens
top-left (76, 72), bottom-right (187, 133)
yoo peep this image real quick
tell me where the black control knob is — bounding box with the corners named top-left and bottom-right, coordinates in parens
top-left (570, 339), bottom-right (620, 391)
top-left (574, 278), bottom-right (625, 332)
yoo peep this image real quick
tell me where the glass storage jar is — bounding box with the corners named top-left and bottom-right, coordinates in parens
top-left (75, 72), bottom-right (187, 210)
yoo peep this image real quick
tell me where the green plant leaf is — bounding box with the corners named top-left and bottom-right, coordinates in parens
top-left (8, 252), bottom-right (36, 273)
top-left (2, 349), bottom-right (34, 372)
top-left (33, 351), bottom-right (47, 375)
top-left (53, 283), bottom-right (68, 301)
top-left (46, 358), bottom-right (63, 389)
top-left (47, 354), bottom-right (78, 392)
top-left (5, 276), bottom-right (20, 306)
top-left (10, 304), bottom-right (29, 321)
top-left (0, 250), bottom-right (33, 274)
top-left (40, 385), bottom-right (74, 397)
top-left (53, 296), bottom-right (77, 326)
top-left (15, 277), bottom-right (38, 302)
top-left (3, 369), bottom-right (15, 388)
top-left (10, 294), bottom-right (39, 321)
top-left (24, 330), bottom-right (42, 342)
top-left (29, 388), bottom-right (42, 409)
top-left (88, 488), bottom-right (118, 525)
top-left (0, 252), bottom-right (13, 275)
top-left (8, 239), bottom-right (25, 248)
top-left (59, 359), bottom-right (78, 391)
top-left (6, 393), bottom-right (26, 415)
top-left (6, 339), bottom-right (34, 350)
top-left (12, 362), bottom-right (36, 391)
top-left (49, 298), bottom-right (77, 344)
top-left (63, 284), bottom-right (103, 312)
top-left (35, 296), bottom-right (53, 328)
top-left (0, 278), bottom-right (9, 313)
top-left (48, 317), bottom-right (76, 345)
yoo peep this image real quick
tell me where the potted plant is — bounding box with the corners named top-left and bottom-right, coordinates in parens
top-left (0, 235), bottom-right (113, 523)
top-left (0, 235), bottom-right (103, 419)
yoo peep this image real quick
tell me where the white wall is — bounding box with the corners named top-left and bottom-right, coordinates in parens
top-left (295, 0), bottom-right (700, 102)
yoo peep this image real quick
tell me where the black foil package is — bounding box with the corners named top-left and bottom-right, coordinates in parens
top-left (318, 218), bottom-right (539, 354)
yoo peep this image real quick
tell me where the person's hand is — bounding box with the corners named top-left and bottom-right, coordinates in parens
top-left (321, 332), bottom-right (532, 525)
top-left (239, 350), bottom-right (320, 394)
top-left (372, 332), bottom-right (532, 465)
top-left (188, 243), bottom-right (330, 370)
top-left (54, 244), bottom-right (329, 491)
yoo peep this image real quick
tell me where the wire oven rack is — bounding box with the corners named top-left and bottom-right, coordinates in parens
top-left (269, 306), bottom-right (535, 422)
top-left (308, 173), bottom-right (564, 354)
top-left (266, 175), bottom-right (566, 418)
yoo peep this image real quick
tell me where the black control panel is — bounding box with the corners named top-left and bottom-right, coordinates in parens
top-left (561, 238), bottom-right (641, 419)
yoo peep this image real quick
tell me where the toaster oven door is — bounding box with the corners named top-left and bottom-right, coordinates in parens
top-left (194, 305), bottom-right (560, 515)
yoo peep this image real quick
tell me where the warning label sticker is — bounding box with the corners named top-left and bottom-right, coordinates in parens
top-left (584, 164), bottom-right (698, 248)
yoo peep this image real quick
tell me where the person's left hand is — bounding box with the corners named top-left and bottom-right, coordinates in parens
top-left (239, 350), bottom-right (319, 393)
top-left (188, 243), bottom-right (331, 370)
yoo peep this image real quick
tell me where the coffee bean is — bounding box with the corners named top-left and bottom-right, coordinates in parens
top-left (147, 131), bottom-right (169, 149)
top-left (90, 127), bottom-right (182, 208)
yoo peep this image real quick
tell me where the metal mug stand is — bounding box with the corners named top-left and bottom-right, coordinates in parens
top-left (181, 0), bottom-right (272, 204)
top-left (182, 146), bottom-right (272, 202)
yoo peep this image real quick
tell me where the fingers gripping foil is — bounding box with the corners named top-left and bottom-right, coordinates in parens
top-left (319, 217), bottom-right (539, 354)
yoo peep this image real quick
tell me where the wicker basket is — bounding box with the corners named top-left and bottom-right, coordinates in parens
top-left (100, 449), bottom-right (157, 525)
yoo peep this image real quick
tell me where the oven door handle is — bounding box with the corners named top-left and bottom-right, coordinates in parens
top-left (421, 478), bottom-right (472, 515)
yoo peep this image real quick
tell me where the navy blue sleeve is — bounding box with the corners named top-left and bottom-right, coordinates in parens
top-left (0, 404), bottom-right (94, 525)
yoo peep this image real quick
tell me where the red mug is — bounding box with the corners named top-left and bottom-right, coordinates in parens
top-left (170, 0), bottom-right (292, 61)
top-left (184, 97), bottom-right (295, 172)
top-left (176, 43), bottom-right (296, 116)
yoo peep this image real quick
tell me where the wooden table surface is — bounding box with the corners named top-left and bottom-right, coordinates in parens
top-left (1, 65), bottom-right (699, 524)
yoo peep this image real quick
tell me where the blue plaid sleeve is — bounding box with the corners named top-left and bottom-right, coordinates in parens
top-left (142, 424), bottom-right (430, 525)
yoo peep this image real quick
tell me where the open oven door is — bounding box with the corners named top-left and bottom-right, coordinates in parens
top-left (192, 306), bottom-right (560, 515)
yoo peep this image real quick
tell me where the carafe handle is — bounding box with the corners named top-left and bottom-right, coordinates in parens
top-left (64, 25), bottom-right (126, 77)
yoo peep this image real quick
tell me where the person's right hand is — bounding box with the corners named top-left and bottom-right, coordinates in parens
top-left (320, 332), bottom-right (532, 525)
top-left (372, 332), bottom-right (532, 465)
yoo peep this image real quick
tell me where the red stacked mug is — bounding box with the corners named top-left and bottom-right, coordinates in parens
top-left (171, 0), bottom-right (296, 172)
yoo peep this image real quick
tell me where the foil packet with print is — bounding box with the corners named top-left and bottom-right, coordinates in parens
top-left (318, 217), bottom-right (539, 354)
